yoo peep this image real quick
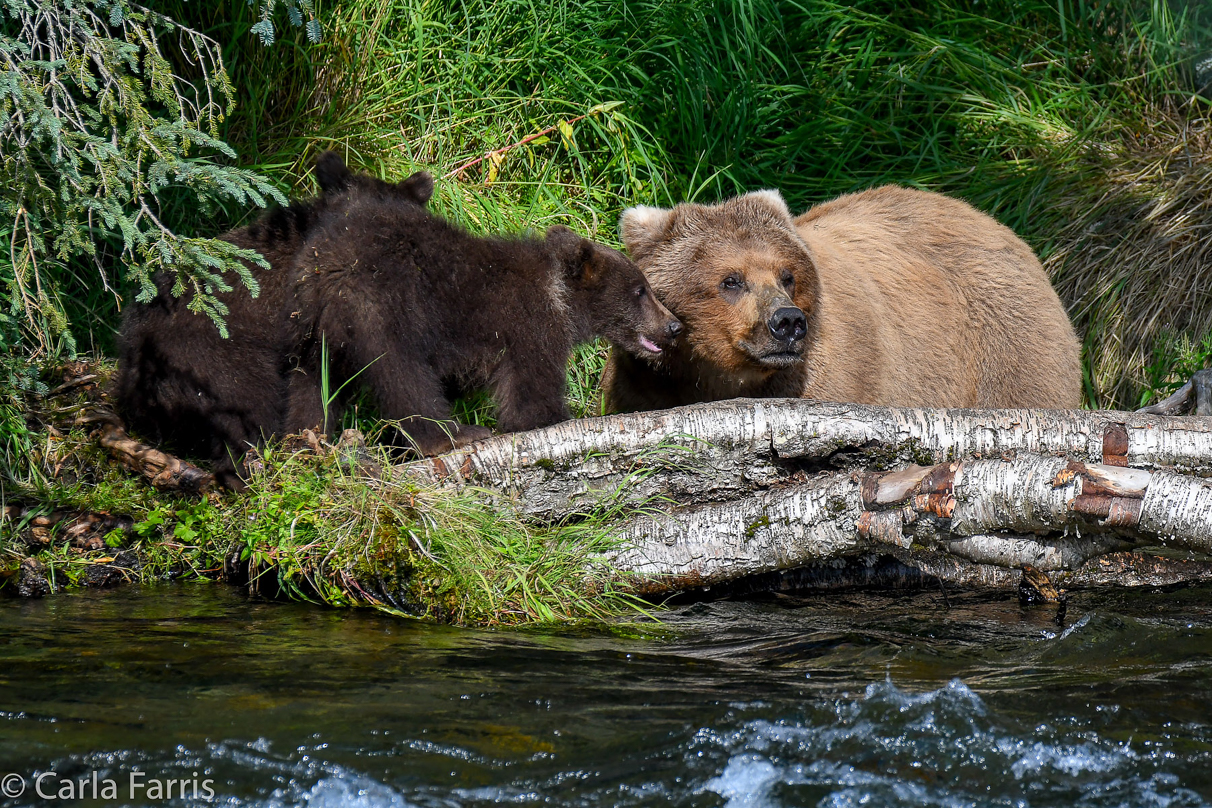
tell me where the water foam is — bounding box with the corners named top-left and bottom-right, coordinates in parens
top-left (690, 677), bottom-right (1199, 808)
top-left (702, 755), bottom-right (784, 808)
top-left (298, 777), bottom-right (415, 808)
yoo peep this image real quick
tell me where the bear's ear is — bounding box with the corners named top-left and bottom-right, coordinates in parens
top-left (314, 150), bottom-right (353, 194)
top-left (397, 171), bottom-right (434, 206)
top-left (738, 189), bottom-right (794, 223)
top-left (546, 225), bottom-right (598, 283)
top-left (619, 206), bottom-right (674, 259)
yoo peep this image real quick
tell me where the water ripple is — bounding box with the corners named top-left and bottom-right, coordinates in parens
top-left (695, 678), bottom-right (1209, 808)
top-left (4, 585), bottom-right (1212, 807)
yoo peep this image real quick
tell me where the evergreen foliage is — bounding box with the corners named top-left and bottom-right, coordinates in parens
top-left (0, 0), bottom-right (328, 358)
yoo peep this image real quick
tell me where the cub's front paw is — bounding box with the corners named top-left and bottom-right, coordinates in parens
top-left (452, 424), bottom-right (493, 448)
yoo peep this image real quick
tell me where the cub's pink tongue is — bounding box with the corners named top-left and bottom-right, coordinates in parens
top-left (639, 336), bottom-right (662, 354)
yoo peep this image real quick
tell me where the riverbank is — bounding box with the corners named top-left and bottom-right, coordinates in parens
top-left (0, 361), bottom-right (647, 626)
top-left (11, 358), bottom-right (1212, 627)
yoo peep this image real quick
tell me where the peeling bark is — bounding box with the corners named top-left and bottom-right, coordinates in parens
top-left (602, 455), bottom-right (1212, 593)
top-left (406, 399), bottom-right (1212, 521)
top-left (400, 399), bottom-right (1212, 596)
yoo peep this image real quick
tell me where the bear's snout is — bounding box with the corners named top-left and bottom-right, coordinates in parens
top-left (767, 306), bottom-right (807, 344)
top-left (642, 294), bottom-right (682, 350)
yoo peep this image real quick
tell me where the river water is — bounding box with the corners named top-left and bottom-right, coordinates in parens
top-left (2, 582), bottom-right (1212, 807)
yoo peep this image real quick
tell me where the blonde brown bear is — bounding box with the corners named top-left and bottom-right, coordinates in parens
top-left (601, 185), bottom-right (1082, 412)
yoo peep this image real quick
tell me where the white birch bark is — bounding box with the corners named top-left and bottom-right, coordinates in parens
top-left (610, 471), bottom-right (865, 590)
top-left (603, 454), bottom-right (1212, 592)
top-left (404, 399), bottom-right (1212, 521)
top-left (394, 399), bottom-right (1212, 594)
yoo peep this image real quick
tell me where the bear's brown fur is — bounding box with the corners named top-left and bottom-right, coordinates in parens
top-left (116, 153), bottom-right (681, 488)
top-left (602, 185), bottom-right (1082, 412)
top-left (115, 154), bottom-right (438, 488)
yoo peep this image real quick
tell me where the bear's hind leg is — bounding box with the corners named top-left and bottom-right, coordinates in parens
top-left (204, 411), bottom-right (266, 490)
top-left (491, 353), bottom-right (571, 434)
top-left (360, 354), bottom-right (490, 456)
top-left (213, 453), bottom-right (248, 491)
top-left (284, 367), bottom-right (330, 436)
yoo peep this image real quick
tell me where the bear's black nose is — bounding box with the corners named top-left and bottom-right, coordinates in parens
top-left (768, 307), bottom-right (807, 343)
top-left (666, 319), bottom-right (684, 339)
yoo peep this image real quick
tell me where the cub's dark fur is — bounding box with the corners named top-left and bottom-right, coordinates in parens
top-left (115, 154), bottom-right (433, 488)
top-left (115, 154), bottom-right (680, 487)
top-left (281, 191), bottom-right (682, 460)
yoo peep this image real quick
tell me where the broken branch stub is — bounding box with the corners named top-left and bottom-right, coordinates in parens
top-left (92, 418), bottom-right (214, 494)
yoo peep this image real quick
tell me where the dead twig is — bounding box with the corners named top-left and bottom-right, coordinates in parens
top-left (442, 113), bottom-right (588, 181)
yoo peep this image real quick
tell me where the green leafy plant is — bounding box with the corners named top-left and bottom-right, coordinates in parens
top-left (1140, 330), bottom-right (1212, 409)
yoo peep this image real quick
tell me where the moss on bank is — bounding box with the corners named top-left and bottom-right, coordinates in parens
top-left (0, 364), bottom-right (645, 626)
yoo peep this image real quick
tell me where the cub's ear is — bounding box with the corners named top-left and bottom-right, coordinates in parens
top-left (314, 150), bottom-right (353, 194)
top-left (546, 225), bottom-right (599, 284)
top-left (619, 206), bottom-right (674, 259)
top-left (397, 171), bottom-right (434, 206)
top-left (738, 189), bottom-right (794, 223)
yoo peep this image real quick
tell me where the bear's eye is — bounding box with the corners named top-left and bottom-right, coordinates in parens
top-left (720, 275), bottom-right (744, 291)
top-left (634, 285), bottom-right (647, 299)
top-left (781, 271), bottom-right (795, 289)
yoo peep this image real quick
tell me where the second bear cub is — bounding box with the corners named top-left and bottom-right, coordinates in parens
top-left (115, 154), bottom-right (436, 488)
top-left (286, 185), bottom-right (684, 456)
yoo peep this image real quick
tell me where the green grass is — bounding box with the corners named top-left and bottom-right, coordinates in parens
top-left (9, 0), bottom-right (1208, 407)
top-left (0, 403), bottom-right (648, 625)
top-left (1141, 329), bottom-right (1212, 408)
top-left (0, 356), bottom-right (673, 625)
top-left (156, 0), bottom-right (1211, 410)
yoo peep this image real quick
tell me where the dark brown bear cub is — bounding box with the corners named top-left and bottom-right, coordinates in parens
top-left (116, 154), bottom-right (681, 487)
top-left (282, 192), bottom-right (682, 458)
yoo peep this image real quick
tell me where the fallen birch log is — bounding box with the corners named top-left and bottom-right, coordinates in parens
top-left (408, 398), bottom-right (1212, 520)
top-left (610, 455), bottom-right (1211, 593)
top-left (402, 398), bottom-right (1212, 594)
